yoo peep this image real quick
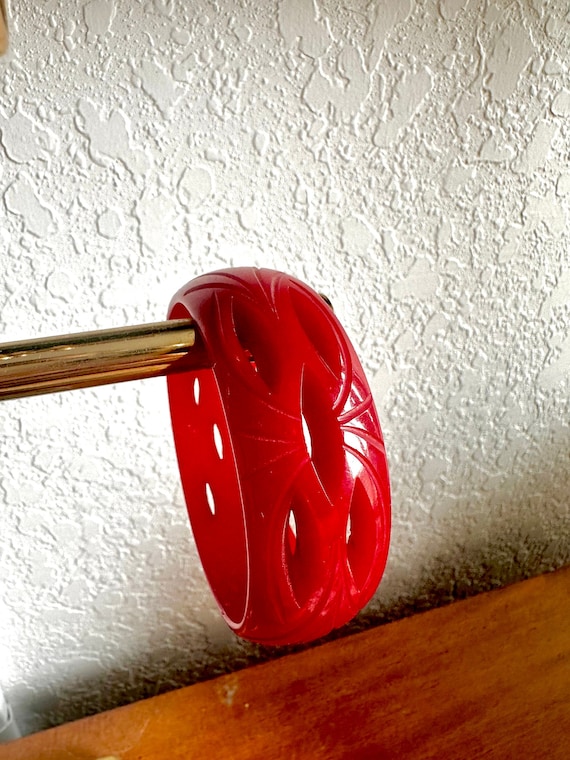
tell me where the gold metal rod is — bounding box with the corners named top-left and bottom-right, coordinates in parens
top-left (0, 320), bottom-right (207, 401)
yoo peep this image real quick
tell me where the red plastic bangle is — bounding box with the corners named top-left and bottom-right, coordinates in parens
top-left (167, 268), bottom-right (390, 645)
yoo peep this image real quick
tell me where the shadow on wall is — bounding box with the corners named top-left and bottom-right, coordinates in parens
top-left (369, 425), bottom-right (570, 617)
top-left (19, 432), bottom-right (570, 734)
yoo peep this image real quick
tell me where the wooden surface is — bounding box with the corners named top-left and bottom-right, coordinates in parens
top-left (2, 567), bottom-right (569, 759)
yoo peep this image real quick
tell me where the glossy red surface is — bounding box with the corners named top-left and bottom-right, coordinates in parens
top-left (167, 268), bottom-right (390, 645)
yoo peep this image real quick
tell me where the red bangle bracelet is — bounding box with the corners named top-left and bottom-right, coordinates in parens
top-left (167, 268), bottom-right (391, 645)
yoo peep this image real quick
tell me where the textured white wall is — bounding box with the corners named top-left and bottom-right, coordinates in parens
top-left (0, 0), bottom-right (569, 736)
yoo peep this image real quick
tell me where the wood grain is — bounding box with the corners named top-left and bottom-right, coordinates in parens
top-left (2, 567), bottom-right (569, 759)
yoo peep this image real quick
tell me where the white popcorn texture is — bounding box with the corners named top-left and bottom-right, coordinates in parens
top-left (0, 0), bottom-right (569, 736)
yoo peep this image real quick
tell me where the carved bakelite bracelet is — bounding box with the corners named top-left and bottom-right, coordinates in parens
top-left (1, 268), bottom-right (390, 645)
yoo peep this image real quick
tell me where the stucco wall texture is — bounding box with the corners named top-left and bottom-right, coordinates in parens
top-left (0, 0), bottom-right (569, 736)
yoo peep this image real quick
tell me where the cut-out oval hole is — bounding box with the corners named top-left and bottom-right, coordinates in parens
top-left (205, 482), bottom-right (216, 515)
top-left (301, 371), bottom-right (344, 505)
top-left (346, 476), bottom-right (377, 589)
top-left (287, 510), bottom-right (297, 555)
top-left (283, 497), bottom-right (325, 610)
top-left (231, 301), bottom-right (278, 390)
top-left (244, 348), bottom-right (258, 372)
top-left (213, 423), bottom-right (223, 459)
top-left (193, 377), bottom-right (200, 405)
top-left (301, 413), bottom-right (312, 459)
top-left (289, 287), bottom-right (343, 382)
